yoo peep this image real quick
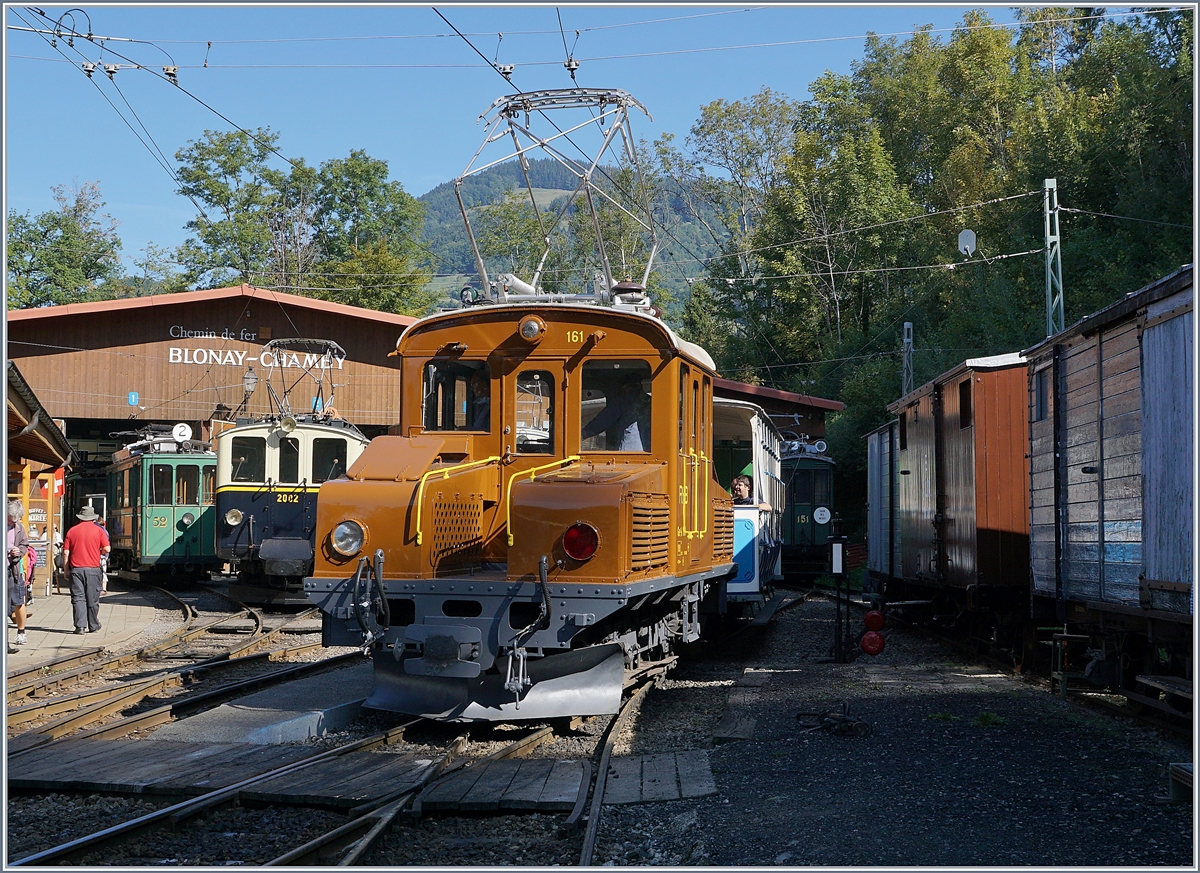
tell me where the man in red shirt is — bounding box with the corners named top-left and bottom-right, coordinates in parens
top-left (61, 505), bottom-right (111, 634)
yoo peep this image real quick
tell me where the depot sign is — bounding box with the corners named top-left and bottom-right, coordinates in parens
top-left (166, 326), bottom-right (344, 369)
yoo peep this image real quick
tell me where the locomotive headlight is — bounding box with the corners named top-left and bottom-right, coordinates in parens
top-left (331, 520), bottom-right (365, 557)
top-left (518, 315), bottom-right (546, 344)
top-left (562, 521), bottom-right (600, 562)
top-left (181, 512), bottom-right (196, 527)
top-left (224, 508), bottom-right (244, 526)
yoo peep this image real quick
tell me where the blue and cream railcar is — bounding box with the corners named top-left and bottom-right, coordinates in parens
top-left (105, 434), bottom-right (219, 577)
top-left (712, 398), bottom-right (785, 604)
top-left (215, 415), bottom-right (370, 603)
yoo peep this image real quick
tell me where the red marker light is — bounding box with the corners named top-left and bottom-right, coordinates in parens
top-left (562, 522), bottom-right (600, 561)
top-left (865, 610), bottom-right (885, 632)
top-left (860, 630), bottom-right (885, 656)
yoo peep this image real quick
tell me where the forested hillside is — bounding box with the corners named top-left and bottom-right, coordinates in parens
top-left (658, 9), bottom-right (1192, 532)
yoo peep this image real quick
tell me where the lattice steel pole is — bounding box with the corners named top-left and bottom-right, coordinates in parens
top-left (1044, 179), bottom-right (1064, 336)
top-left (902, 322), bottom-right (914, 396)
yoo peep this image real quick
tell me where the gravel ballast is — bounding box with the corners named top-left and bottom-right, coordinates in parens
top-left (7, 593), bottom-right (1193, 866)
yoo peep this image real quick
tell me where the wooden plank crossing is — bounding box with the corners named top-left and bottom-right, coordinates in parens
top-left (8, 739), bottom-right (316, 795)
top-left (241, 751), bottom-right (434, 808)
top-left (602, 751), bottom-right (718, 805)
top-left (421, 758), bottom-right (585, 813)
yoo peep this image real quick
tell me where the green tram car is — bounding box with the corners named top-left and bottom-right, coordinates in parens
top-left (779, 436), bottom-right (835, 579)
top-left (105, 433), bottom-right (220, 577)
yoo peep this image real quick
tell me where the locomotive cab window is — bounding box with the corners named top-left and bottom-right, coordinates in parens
top-left (580, 360), bottom-right (652, 452)
top-left (231, 436), bottom-right (266, 482)
top-left (959, 379), bottom-right (973, 429)
top-left (423, 361), bottom-right (490, 432)
top-left (313, 438), bottom-right (347, 482)
top-left (176, 465), bottom-right (200, 505)
top-left (279, 437), bottom-right (300, 484)
top-left (516, 371), bottom-right (554, 454)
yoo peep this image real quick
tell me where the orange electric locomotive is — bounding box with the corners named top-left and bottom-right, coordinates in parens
top-left (304, 87), bottom-right (741, 720)
top-left (304, 303), bottom-right (736, 720)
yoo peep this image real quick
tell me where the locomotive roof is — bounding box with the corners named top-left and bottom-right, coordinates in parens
top-left (395, 303), bottom-right (717, 372)
top-left (219, 415), bottom-right (368, 440)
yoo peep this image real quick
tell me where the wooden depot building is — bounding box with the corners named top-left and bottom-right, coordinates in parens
top-left (7, 285), bottom-right (417, 460)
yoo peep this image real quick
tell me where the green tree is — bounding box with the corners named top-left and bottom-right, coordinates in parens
top-left (175, 128), bottom-right (282, 287)
top-left (7, 181), bottom-right (124, 308)
top-left (315, 241), bottom-right (436, 316)
top-left (314, 150), bottom-right (425, 263)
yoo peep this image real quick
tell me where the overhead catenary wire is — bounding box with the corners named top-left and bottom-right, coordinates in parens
top-left (7, 8), bottom-right (1166, 68)
top-left (23, 8), bottom-right (301, 172)
top-left (10, 9), bottom-right (209, 219)
top-left (1059, 207), bottom-right (1193, 230)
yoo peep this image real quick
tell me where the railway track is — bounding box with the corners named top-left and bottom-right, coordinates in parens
top-left (6, 583), bottom-right (353, 751)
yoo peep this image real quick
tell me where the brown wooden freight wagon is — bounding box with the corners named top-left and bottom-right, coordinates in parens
top-left (1022, 264), bottom-right (1193, 625)
top-left (885, 354), bottom-right (1030, 605)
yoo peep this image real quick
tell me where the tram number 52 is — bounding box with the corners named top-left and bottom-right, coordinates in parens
top-left (151, 516), bottom-right (168, 528)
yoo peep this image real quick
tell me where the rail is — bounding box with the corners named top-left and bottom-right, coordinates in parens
top-left (8, 651), bottom-right (366, 756)
top-left (579, 680), bottom-right (654, 866)
top-left (11, 719), bottom-right (422, 866)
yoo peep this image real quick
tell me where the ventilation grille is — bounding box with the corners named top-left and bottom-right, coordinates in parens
top-left (713, 500), bottom-right (734, 561)
top-left (630, 497), bottom-right (670, 572)
top-left (431, 495), bottom-right (483, 575)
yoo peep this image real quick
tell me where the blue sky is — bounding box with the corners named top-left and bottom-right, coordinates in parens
top-left (5, 4), bottom-right (1022, 270)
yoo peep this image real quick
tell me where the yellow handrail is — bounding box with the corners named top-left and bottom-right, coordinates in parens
top-left (414, 456), bottom-right (501, 545)
top-left (505, 455), bottom-right (581, 546)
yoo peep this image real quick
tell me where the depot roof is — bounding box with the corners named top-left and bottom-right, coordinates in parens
top-left (8, 284), bottom-right (419, 327)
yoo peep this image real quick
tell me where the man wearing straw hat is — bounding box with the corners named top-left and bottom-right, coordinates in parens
top-left (61, 505), bottom-right (111, 635)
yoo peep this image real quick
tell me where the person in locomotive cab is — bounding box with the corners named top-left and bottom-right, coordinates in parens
top-left (580, 370), bottom-right (651, 451)
top-left (468, 366), bottom-right (491, 431)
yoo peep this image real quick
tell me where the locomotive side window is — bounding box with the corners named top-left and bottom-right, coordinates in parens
top-left (231, 437), bottom-right (266, 482)
top-left (678, 364), bottom-right (688, 451)
top-left (516, 371), bottom-right (554, 454)
top-left (580, 360), bottom-right (652, 452)
top-left (959, 379), bottom-right (973, 429)
top-left (176, 465), bottom-right (200, 505)
top-left (279, 437), bottom-right (300, 484)
top-left (313, 438), bottom-right (347, 482)
top-left (202, 465), bottom-right (216, 505)
top-left (149, 464), bottom-right (174, 505)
